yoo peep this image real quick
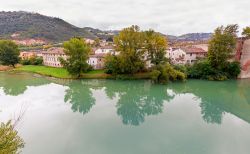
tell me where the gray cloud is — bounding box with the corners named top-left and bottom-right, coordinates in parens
top-left (1, 0), bottom-right (250, 35)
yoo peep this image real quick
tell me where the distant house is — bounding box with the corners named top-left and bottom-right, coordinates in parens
top-left (87, 54), bottom-right (106, 70)
top-left (42, 47), bottom-right (106, 69)
top-left (183, 47), bottom-right (207, 64)
top-left (42, 47), bottom-right (66, 67)
top-left (166, 48), bottom-right (186, 64)
top-left (19, 51), bottom-right (37, 60)
top-left (85, 38), bottom-right (95, 45)
top-left (94, 46), bottom-right (115, 54)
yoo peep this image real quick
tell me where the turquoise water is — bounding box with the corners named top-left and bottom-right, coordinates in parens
top-left (0, 72), bottom-right (250, 154)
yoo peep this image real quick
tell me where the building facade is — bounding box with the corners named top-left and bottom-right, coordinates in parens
top-left (42, 47), bottom-right (67, 67)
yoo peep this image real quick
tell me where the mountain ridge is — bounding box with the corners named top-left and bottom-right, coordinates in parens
top-left (0, 11), bottom-right (212, 42)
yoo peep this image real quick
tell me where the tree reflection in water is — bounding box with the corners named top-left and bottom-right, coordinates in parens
top-left (105, 81), bottom-right (174, 126)
top-left (64, 80), bottom-right (96, 115)
top-left (0, 72), bottom-right (50, 96)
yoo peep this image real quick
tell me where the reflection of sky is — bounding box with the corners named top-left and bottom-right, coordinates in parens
top-left (0, 82), bottom-right (250, 154)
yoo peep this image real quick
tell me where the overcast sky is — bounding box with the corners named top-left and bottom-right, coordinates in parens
top-left (0, 0), bottom-right (249, 35)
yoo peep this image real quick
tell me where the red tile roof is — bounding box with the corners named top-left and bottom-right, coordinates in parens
top-left (42, 47), bottom-right (65, 54)
top-left (183, 47), bottom-right (207, 54)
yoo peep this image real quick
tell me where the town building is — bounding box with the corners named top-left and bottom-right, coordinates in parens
top-left (87, 54), bottom-right (106, 70)
top-left (42, 47), bottom-right (106, 69)
top-left (94, 46), bottom-right (115, 54)
top-left (19, 51), bottom-right (37, 60)
top-left (166, 48), bottom-right (186, 64)
top-left (42, 47), bottom-right (66, 67)
top-left (182, 47), bottom-right (207, 64)
top-left (85, 38), bottom-right (95, 45)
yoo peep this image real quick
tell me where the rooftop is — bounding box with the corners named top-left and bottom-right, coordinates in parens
top-left (42, 47), bottom-right (65, 54)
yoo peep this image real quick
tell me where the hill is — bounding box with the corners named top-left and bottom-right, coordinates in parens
top-left (173, 33), bottom-right (212, 41)
top-left (0, 11), bottom-right (212, 43)
top-left (0, 11), bottom-right (96, 42)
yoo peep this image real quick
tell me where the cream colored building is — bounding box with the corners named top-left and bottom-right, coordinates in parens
top-left (42, 47), bottom-right (67, 67)
top-left (42, 47), bottom-right (106, 69)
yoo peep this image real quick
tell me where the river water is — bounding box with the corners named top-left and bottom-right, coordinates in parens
top-left (0, 72), bottom-right (250, 154)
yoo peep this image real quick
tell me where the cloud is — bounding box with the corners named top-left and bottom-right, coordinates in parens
top-left (0, 0), bottom-right (250, 35)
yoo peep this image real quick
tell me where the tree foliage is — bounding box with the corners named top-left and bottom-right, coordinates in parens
top-left (0, 121), bottom-right (25, 154)
top-left (60, 38), bottom-right (92, 78)
top-left (113, 25), bottom-right (146, 74)
top-left (242, 26), bottom-right (250, 38)
top-left (150, 63), bottom-right (186, 83)
top-left (208, 24), bottom-right (238, 69)
top-left (144, 30), bottom-right (168, 65)
top-left (105, 26), bottom-right (168, 75)
top-left (186, 24), bottom-right (242, 81)
top-left (0, 40), bottom-right (20, 67)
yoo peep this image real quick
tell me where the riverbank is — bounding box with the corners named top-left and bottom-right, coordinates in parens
top-left (0, 64), bottom-right (22, 71)
top-left (14, 65), bottom-right (151, 79)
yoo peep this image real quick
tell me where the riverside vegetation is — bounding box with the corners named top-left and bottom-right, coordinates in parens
top-left (0, 121), bottom-right (25, 153)
top-left (0, 24), bottom-right (245, 82)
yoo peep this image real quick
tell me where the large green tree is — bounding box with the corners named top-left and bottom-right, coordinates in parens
top-left (113, 25), bottom-right (146, 74)
top-left (60, 38), bottom-right (91, 78)
top-left (144, 30), bottom-right (168, 66)
top-left (208, 24), bottom-right (238, 69)
top-left (0, 40), bottom-right (20, 67)
top-left (0, 121), bottom-right (25, 154)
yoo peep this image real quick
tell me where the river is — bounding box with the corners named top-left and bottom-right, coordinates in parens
top-left (0, 72), bottom-right (250, 154)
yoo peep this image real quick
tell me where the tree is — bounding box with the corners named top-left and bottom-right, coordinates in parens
top-left (242, 26), bottom-right (250, 38)
top-left (60, 38), bottom-right (91, 78)
top-left (208, 24), bottom-right (238, 69)
top-left (93, 38), bottom-right (100, 47)
top-left (0, 121), bottom-right (25, 153)
top-left (145, 30), bottom-right (168, 66)
top-left (0, 40), bottom-right (20, 67)
top-left (113, 25), bottom-right (146, 74)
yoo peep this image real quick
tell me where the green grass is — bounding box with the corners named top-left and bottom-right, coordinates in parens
top-left (15, 65), bottom-right (71, 78)
top-left (15, 65), bottom-right (151, 80)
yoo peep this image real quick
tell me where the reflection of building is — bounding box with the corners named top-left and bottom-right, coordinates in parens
top-left (42, 47), bottom-right (67, 67)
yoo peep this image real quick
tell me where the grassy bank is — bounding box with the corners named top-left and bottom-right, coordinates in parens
top-left (15, 65), bottom-right (151, 79)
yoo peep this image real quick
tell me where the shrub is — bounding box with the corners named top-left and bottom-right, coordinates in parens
top-left (150, 63), bottom-right (186, 84)
top-left (187, 60), bottom-right (240, 80)
top-left (0, 121), bottom-right (25, 153)
top-left (21, 57), bottom-right (43, 65)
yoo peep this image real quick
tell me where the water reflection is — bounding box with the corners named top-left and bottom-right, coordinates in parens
top-left (0, 72), bottom-right (50, 96)
top-left (169, 80), bottom-right (250, 124)
top-left (1, 72), bottom-right (250, 126)
top-left (64, 80), bottom-right (95, 115)
top-left (105, 81), bottom-right (173, 125)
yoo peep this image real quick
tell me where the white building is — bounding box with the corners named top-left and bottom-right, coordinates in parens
top-left (42, 47), bottom-right (106, 69)
top-left (87, 54), bottom-right (105, 70)
top-left (85, 38), bottom-right (95, 45)
top-left (166, 48), bottom-right (186, 64)
top-left (94, 46), bottom-right (115, 54)
top-left (42, 47), bottom-right (67, 67)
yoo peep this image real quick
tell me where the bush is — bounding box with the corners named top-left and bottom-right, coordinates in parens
top-left (187, 60), bottom-right (240, 80)
top-left (223, 61), bottom-right (241, 79)
top-left (150, 63), bottom-right (186, 84)
top-left (104, 54), bottom-right (120, 74)
top-left (21, 57), bottom-right (43, 66)
top-left (0, 121), bottom-right (25, 153)
top-left (20, 59), bottom-right (31, 65)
